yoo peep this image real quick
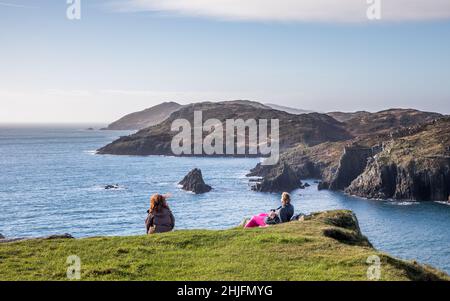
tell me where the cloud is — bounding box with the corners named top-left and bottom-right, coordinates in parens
top-left (111, 0), bottom-right (450, 22)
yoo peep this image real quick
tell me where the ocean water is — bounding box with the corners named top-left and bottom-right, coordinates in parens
top-left (0, 125), bottom-right (449, 274)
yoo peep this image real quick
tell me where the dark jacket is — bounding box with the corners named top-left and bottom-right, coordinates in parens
top-left (145, 207), bottom-right (175, 234)
top-left (266, 203), bottom-right (294, 225)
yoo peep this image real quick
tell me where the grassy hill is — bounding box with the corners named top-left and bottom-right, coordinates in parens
top-left (0, 210), bottom-right (447, 281)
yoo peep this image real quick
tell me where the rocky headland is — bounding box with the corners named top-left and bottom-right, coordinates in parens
top-left (97, 100), bottom-right (352, 156)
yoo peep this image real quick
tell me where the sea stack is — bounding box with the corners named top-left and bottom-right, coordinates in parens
top-left (179, 168), bottom-right (212, 194)
top-left (252, 163), bottom-right (302, 192)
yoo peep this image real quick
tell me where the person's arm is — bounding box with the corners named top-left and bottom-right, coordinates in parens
top-left (278, 207), bottom-right (288, 223)
top-left (169, 211), bottom-right (175, 229)
top-left (145, 214), bottom-right (154, 234)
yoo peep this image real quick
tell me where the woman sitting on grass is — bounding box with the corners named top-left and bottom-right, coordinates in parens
top-left (145, 194), bottom-right (175, 234)
top-left (245, 192), bottom-right (294, 228)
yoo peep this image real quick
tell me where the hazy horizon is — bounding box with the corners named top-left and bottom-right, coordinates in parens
top-left (1, 0), bottom-right (450, 123)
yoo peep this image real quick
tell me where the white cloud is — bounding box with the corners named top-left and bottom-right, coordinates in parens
top-left (112, 0), bottom-right (450, 22)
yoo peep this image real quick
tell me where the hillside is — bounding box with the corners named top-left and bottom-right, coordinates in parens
top-left (327, 111), bottom-right (371, 122)
top-left (341, 108), bottom-right (442, 136)
top-left (0, 210), bottom-right (447, 281)
top-left (97, 101), bottom-right (352, 156)
top-left (103, 102), bottom-right (182, 130)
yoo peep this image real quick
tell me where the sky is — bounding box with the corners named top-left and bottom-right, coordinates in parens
top-left (1, 0), bottom-right (450, 123)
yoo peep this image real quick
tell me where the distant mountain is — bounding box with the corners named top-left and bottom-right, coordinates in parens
top-left (103, 102), bottom-right (182, 130)
top-left (97, 100), bottom-right (352, 156)
top-left (265, 103), bottom-right (314, 115)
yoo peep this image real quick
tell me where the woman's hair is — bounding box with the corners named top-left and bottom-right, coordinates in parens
top-left (281, 192), bottom-right (291, 205)
top-left (150, 194), bottom-right (169, 214)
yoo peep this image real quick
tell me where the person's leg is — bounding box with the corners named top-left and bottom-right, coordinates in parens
top-left (244, 216), bottom-right (259, 228)
top-left (245, 213), bottom-right (268, 228)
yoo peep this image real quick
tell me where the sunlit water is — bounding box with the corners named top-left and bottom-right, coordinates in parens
top-left (0, 126), bottom-right (449, 273)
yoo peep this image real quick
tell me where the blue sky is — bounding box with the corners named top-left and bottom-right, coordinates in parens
top-left (1, 0), bottom-right (450, 123)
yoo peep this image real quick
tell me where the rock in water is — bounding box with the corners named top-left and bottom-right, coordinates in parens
top-left (179, 169), bottom-right (212, 194)
top-left (105, 184), bottom-right (120, 190)
top-left (253, 163), bottom-right (302, 192)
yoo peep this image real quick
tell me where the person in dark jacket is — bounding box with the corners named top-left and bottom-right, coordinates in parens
top-left (145, 194), bottom-right (175, 234)
top-left (265, 192), bottom-right (294, 225)
top-left (245, 192), bottom-right (294, 228)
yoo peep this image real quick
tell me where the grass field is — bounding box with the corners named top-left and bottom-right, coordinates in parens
top-left (0, 210), bottom-right (448, 281)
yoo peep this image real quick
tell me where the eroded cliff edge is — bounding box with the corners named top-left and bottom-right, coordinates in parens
top-left (252, 117), bottom-right (450, 202)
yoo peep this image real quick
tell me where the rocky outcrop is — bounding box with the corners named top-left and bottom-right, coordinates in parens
top-left (0, 233), bottom-right (4, 239)
top-left (328, 146), bottom-right (374, 191)
top-left (0, 233), bottom-right (74, 244)
top-left (345, 117), bottom-right (450, 201)
top-left (346, 157), bottom-right (450, 201)
top-left (179, 168), bottom-right (212, 194)
top-left (104, 184), bottom-right (120, 190)
top-left (251, 163), bottom-right (302, 192)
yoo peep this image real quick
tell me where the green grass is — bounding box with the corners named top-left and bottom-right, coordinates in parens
top-left (0, 210), bottom-right (448, 281)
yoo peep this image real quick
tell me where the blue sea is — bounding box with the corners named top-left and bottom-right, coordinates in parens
top-left (0, 125), bottom-right (449, 273)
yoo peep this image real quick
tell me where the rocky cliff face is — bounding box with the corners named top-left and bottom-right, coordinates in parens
top-left (179, 168), bottom-right (212, 194)
top-left (346, 118), bottom-right (450, 201)
top-left (346, 157), bottom-right (450, 201)
top-left (250, 117), bottom-right (450, 201)
top-left (251, 163), bottom-right (302, 192)
top-left (328, 146), bottom-right (374, 191)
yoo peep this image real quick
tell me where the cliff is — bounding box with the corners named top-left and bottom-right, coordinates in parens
top-left (346, 118), bottom-right (450, 201)
top-left (249, 114), bottom-right (448, 199)
top-left (0, 210), bottom-right (447, 281)
top-left (328, 146), bottom-right (376, 191)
